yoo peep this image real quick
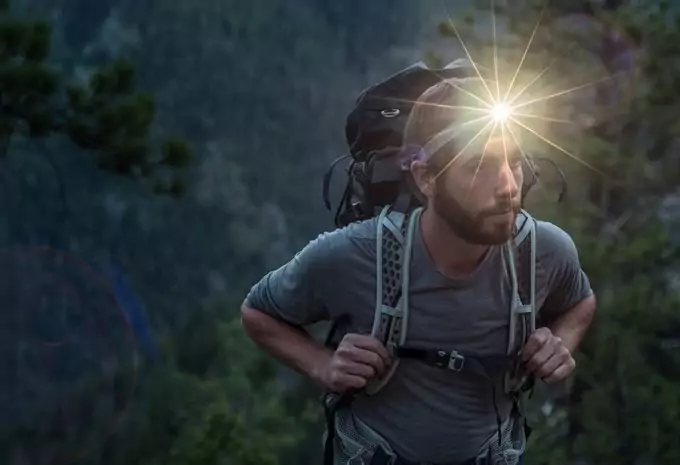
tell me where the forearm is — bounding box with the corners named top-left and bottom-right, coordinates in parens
top-left (240, 303), bottom-right (333, 387)
top-left (548, 293), bottom-right (597, 353)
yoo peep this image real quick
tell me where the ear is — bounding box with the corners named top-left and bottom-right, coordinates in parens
top-left (410, 159), bottom-right (434, 200)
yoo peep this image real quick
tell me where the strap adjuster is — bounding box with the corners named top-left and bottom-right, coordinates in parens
top-left (448, 350), bottom-right (465, 371)
top-left (434, 349), bottom-right (465, 372)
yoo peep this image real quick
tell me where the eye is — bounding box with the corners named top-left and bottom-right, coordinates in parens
top-left (466, 156), bottom-right (492, 172)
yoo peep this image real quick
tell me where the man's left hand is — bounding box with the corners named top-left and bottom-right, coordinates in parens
top-left (521, 327), bottom-right (575, 384)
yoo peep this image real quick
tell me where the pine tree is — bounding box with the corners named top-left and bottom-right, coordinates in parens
top-left (0, 0), bottom-right (192, 197)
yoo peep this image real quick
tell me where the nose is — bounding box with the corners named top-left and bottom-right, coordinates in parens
top-left (496, 160), bottom-right (519, 199)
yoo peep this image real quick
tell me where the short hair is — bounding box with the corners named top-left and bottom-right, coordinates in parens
top-left (403, 76), bottom-right (488, 173)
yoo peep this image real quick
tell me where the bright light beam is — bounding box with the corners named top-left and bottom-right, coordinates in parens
top-left (378, 97), bottom-right (490, 114)
top-left (470, 121), bottom-right (499, 193)
top-left (491, 102), bottom-right (512, 123)
top-left (500, 118), bottom-right (512, 206)
top-left (491, 0), bottom-right (501, 101)
top-left (425, 1), bottom-right (625, 189)
top-left (510, 116), bottom-right (611, 180)
top-left (511, 112), bottom-right (575, 124)
top-left (433, 118), bottom-right (497, 182)
top-left (435, 71), bottom-right (494, 109)
top-left (512, 74), bottom-right (616, 110)
top-left (508, 62), bottom-right (554, 106)
top-left (504, 119), bottom-right (542, 193)
top-left (441, 10), bottom-right (496, 102)
top-left (503, 4), bottom-right (546, 102)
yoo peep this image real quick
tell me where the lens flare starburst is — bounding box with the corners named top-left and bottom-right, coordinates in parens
top-left (421, 1), bottom-right (619, 189)
top-left (491, 102), bottom-right (512, 123)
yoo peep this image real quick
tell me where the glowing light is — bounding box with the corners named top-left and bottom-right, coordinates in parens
top-left (491, 102), bottom-right (512, 123)
top-left (418, 0), bottom-right (619, 187)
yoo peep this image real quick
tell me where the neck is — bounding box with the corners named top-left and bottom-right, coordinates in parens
top-left (419, 206), bottom-right (490, 278)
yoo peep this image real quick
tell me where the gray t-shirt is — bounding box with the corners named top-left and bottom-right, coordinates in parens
top-left (244, 212), bottom-right (593, 462)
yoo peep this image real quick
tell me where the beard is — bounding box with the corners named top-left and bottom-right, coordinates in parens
top-left (432, 182), bottom-right (519, 245)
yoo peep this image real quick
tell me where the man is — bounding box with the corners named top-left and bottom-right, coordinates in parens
top-left (240, 75), bottom-right (596, 465)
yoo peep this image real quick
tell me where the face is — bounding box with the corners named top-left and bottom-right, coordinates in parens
top-left (413, 136), bottom-right (524, 245)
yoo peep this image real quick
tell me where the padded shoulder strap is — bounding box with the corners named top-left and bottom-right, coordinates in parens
top-left (504, 210), bottom-right (537, 393)
top-left (513, 210), bottom-right (537, 320)
top-left (366, 206), bottom-right (421, 395)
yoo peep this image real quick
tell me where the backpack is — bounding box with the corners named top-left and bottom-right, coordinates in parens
top-left (319, 60), bottom-right (550, 465)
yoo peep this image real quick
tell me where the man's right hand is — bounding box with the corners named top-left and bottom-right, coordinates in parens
top-left (318, 333), bottom-right (392, 393)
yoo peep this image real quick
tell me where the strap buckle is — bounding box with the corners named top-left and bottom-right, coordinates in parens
top-left (436, 349), bottom-right (465, 372)
top-left (448, 350), bottom-right (465, 371)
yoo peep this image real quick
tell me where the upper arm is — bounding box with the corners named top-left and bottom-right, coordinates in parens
top-left (243, 230), bottom-right (344, 327)
top-left (537, 221), bottom-right (594, 321)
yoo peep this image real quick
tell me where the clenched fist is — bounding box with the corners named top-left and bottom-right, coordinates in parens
top-left (320, 333), bottom-right (392, 393)
top-left (521, 327), bottom-right (575, 384)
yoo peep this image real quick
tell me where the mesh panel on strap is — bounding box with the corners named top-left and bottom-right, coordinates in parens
top-left (515, 238), bottom-right (532, 306)
top-left (334, 409), bottom-right (386, 465)
top-left (381, 230), bottom-right (402, 305)
top-left (485, 415), bottom-right (526, 465)
top-left (375, 210), bottom-right (411, 346)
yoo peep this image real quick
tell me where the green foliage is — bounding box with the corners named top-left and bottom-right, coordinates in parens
top-left (3, 290), bottom-right (316, 465)
top-left (0, 1), bottom-right (193, 196)
top-left (110, 301), bottom-right (317, 465)
top-left (65, 59), bottom-right (190, 195)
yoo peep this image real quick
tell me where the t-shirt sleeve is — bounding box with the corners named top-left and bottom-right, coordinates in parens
top-left (538, 221), bottom-right (594, 321)
top-left (243, 231), bottom-right (340, 326)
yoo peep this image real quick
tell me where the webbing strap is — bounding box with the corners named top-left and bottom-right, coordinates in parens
top-left (382, 213), bottom-right (405, 244)
top-left (395, 347), bottom-right (517, 379)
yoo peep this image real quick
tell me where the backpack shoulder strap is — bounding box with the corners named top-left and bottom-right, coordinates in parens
top-left (514, 209), bottom-right (537, 330)
top-left (365, 205), bottom-right (421, 395)
top-left (516, 210), bottom-right (537, 331)
top-left (319, 206), bottom-right (420, 465)
top-left (504, 209), bottom-right (537, 393)
top-left (365, 207), bottom-right (536, 396)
